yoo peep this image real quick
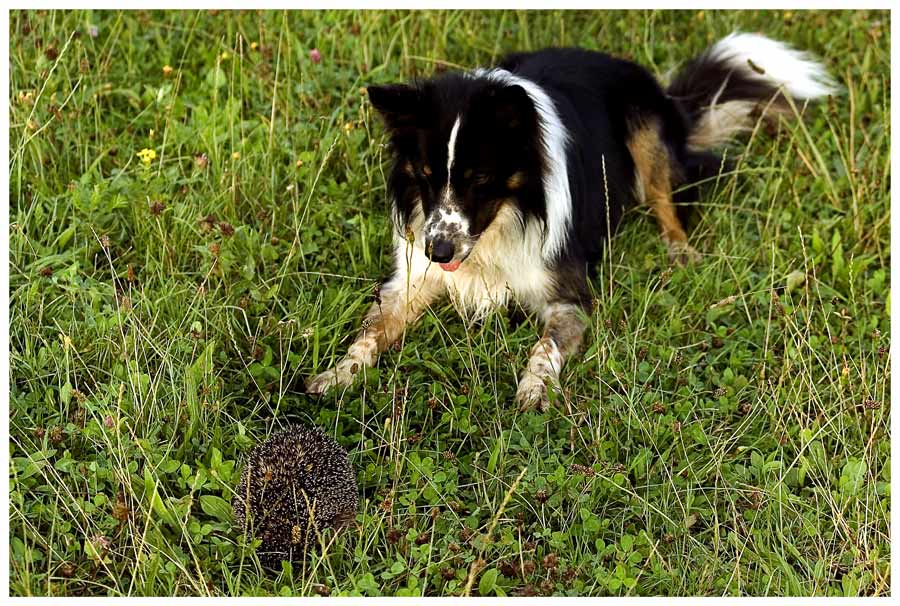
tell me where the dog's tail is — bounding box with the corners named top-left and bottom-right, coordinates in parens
top-left (668, 32), bottom-right (838, 152)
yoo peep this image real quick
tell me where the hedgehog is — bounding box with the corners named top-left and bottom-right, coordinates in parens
top-left (232, 424), bottom-right (358, 567)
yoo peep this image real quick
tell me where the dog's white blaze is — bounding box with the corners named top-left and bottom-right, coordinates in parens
top-left (439, 116), bottom-right (462, 214)
top-left (446, 115), bottom-right (461, 174)
top-left (471, 68), bottom-right (573, 261)
top-left (426, 114), bottom-right (468, 240)
top-left (709, 32), bottom-right (838, 100)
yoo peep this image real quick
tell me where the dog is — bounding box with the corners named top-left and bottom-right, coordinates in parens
top-left (306, 32), bottom-right (836, 410)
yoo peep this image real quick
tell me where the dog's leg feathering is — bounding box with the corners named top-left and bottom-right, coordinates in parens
top-left (306, 269), bottom-right (442, 395)
top-left (515, 302), bottom-right (586, 411)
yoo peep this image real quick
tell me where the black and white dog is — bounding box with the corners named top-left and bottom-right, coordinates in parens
top-left (307, 33), bottom-right (835, 409)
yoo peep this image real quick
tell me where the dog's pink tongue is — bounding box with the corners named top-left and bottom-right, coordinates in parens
top-left (439, 260), bottom-right (461, 272)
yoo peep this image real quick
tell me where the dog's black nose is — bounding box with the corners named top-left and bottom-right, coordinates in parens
top-left (426, 238), bottom-right (455, 263)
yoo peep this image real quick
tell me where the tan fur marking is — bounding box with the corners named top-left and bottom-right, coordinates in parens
top-left (506, 171), bottom-right (526, 190)
top-left (627, 120), bottom-right (700, 264)
top-left (627, 120), bottom-right (687, 245)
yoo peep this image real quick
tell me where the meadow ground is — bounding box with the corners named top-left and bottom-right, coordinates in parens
top-left (8, 9), bottom-right (891, 597)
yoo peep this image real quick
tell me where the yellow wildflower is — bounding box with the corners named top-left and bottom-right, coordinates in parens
top-left (220, 51), bottom-right (231, 61)
top-left (232, 151), bottom-right (241, 160)
top-left (250, 42), bottom-right (259, 51)
top-left (162, 64), bottom-right (174, 77)
top-left (137, 148), bottom-right (157, 165)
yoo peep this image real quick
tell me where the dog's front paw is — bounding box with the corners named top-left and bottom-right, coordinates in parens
top-left (667, 240), bottom-right (702, 266)
top-left (306, 357), bottom-right (364, 395)
top-left (515, 371), bottom-right (552, 412)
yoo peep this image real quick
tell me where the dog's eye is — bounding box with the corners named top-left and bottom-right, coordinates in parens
top-left (461, 169), bottom-right (489, 185)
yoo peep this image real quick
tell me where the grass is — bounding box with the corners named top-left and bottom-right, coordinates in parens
top-left (8, 9), bottom-right (890, 597)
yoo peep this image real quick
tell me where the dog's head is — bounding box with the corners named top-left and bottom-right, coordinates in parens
top-left (368, 73), bottom-right (544, 271)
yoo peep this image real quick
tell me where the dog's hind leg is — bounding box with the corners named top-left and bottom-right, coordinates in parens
top-left (627, 119), bottom-right (702, 265)
top-left (515, 301), bottom-right (587, 412)
top-left (306, 259), bottom-right (443, 395)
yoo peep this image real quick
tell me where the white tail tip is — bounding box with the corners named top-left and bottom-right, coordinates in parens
top-left (709, 32), bottom-right (839, 100)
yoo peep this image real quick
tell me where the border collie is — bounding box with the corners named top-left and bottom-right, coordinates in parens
top-left (307, 33), bottom-right (836, 410)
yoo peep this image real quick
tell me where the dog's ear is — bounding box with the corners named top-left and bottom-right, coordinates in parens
top-left (481, 84), bottom-right (536, 131)
top-left (367, 84), bottom-right (422, 132)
